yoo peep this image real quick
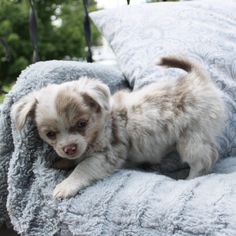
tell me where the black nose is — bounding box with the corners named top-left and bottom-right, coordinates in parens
top-left (63, 143), bottom-right (77, 156)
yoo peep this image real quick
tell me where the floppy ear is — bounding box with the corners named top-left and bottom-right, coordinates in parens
top-left (11, 92), bottom-right (38, 130)
top-left (81, 79), bottom-right (111, 112)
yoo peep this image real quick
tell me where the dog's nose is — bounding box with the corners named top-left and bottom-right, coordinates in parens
top-left (63, 144), bottom-right (77, 156)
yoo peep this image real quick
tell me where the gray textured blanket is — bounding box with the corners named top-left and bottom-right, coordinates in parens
top-left (1, 60), bottom-right (236, 235)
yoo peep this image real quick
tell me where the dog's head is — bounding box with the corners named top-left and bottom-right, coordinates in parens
top-left (12, 78), bottom-right (110, 160)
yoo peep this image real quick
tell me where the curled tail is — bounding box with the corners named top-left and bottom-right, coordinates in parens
top-left (157, 55), bottom-right (209, 82)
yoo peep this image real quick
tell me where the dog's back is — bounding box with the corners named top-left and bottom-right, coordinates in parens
top-left (116, 56), bottom-right (226, 178)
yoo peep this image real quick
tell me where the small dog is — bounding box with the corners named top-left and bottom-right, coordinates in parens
top-left (12, 56), bottom-right (225, 199)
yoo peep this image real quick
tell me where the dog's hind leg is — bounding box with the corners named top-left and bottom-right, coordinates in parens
top-left (176, 132), bottom-right (218, 179)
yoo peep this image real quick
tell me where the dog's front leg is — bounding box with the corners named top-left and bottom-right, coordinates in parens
top-left (53, 153), bottom-right (121, 199)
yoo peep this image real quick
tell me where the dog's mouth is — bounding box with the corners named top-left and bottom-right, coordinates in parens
top-left (55, 150), bottom-right (81, 160)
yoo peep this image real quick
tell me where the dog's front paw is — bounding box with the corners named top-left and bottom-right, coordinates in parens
top-left (53, 179), bottom-right (81, 199)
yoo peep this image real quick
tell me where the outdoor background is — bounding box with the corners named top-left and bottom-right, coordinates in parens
top-left (0, 0), bottom-right (178, 103)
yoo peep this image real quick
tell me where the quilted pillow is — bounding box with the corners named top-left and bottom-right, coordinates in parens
top-left (90, 0), bottom-right (236, 89)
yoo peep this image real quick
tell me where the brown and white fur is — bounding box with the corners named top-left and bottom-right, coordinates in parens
top-left (12, 56), bottom-right (225, 199)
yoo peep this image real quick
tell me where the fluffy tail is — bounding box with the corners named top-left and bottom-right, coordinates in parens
top-left (157, 55), bottom-right (209, 82)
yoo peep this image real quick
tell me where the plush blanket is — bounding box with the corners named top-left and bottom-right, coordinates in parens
top-left (1, 60), bottom-right (236, 236)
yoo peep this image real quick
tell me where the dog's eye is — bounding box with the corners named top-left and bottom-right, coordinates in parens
top-left (77, 120), bottom-right (88, 128)
top-left (46, 131), bottom-right (57, 140)
top-left (69, 120), bottom-right (88, 133)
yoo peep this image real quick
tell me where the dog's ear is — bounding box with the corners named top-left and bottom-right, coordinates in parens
top-left (11, 92), bottom-right (38, 130)
top-left (81, 79), bottom-right (111, 112)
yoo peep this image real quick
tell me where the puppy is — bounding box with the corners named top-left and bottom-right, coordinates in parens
top-left (12, 56), bottom-right (225, 199)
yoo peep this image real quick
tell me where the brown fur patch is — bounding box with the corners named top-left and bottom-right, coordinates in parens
top-left (14, 96), bottom-right (38, 130)
top-left (111, 107), bottom-right (128, 146)
top-left (119, 107), bottom-right (128, 121)
top-left (111, 113), bottom-right (120, 145)
top-left (89, 130), bottom-right (99, 145)
top-left (143, 94), bottom-right (160, 104)
top-left (142, 81), bottom-right (190, 118)
top-left (174, 92), bottom-right (186, 115)
top-left (56, 90), bottom-right (83, 116)
top-left (174, 78), bottom-right (198, 116)
top-left (173, 78), bottom-right (191, 115)
top-left (55, 89), bottom-right (88, 127)
top-left (158, 56), bottom-right (192, 72)
top-left (37, 118), bottom-right (59, 138)
top-left (82, 93), bottom-right (101, 113)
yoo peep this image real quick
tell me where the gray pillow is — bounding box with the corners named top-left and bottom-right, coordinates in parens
top-left (90, 0), bottom-right (236, 89)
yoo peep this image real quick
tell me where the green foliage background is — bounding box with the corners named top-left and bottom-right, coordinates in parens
top-left (0, 0), bottom-right (179, 103)
top-left (0, 0), bottom-right (100, 102)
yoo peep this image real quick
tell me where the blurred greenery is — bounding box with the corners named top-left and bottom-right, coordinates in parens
top-left (0, 0), bottom-right (100, 102)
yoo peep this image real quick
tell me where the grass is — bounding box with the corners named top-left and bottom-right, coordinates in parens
top-left (0, 84), bottom-right (13, 103)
